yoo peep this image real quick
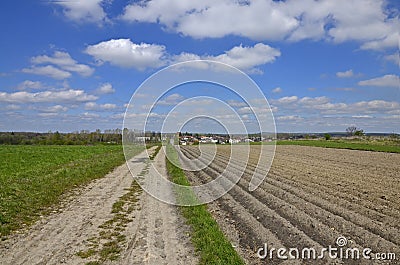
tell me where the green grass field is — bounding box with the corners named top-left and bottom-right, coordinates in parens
top-left (0, 145), bottom-right (143, 237)
top-left (165, 144), bottom-right (244, 265)
top-left (276, 139), bottom-right (400, 153)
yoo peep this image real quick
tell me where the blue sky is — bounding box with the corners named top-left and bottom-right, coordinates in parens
top-left (0, 0), bottom-right (399, 133)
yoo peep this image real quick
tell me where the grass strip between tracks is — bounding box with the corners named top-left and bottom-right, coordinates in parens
top-left (77, 145), bottom-right (162, 265)
top-left (165, 144), bottom-right (244, 265)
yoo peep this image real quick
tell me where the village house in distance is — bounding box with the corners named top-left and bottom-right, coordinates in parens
top-left (176, 132), bottom-right (271, 145)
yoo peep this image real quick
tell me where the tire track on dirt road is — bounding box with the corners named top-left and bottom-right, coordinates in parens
top-left (121, 147), bottom-right (197, 265)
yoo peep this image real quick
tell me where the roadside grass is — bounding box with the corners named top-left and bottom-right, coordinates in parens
top-left (0, 144), bottom-right (144, 238)
top-left (276, 139), bottom-right (400, 153)
top-left (165, 144), bottom-right (244, 265)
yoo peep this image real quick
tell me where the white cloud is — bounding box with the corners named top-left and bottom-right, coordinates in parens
top-left (95, 83), bottom-right (115, 94)
top-left (80, 112), bottom-right (100, 120)
top-left (226, 100), bottom-right (247, 108)
top-left (121, 0), bottom-right (398, 50)
top-left (271, 95), bottom-right (400, 116)
top-left (352, 100), bottom-right (399, 111)
top-left (298, 96), bottom-right (330, 105)
top-left (276, 115), bottom-right (303, 121)
top-left (272, 87), bottom-right (282, 93)
top-left (352, 115), bottom-right (373, 119)
top-left (31, 51), bottom-right (94, 77)
top-left (384, 53), bottom-right (400, 66)
top-left (22, 65), bottom-right (71, 80)
top-left (336, 69), bottom-right (354, 78)
top-left (172, 52), bottom-right (201, 63)
top-left (54, 0), bottom-right (108, 24)
top-left (4, 104), bottom-right (21, 110)
top-left (158, 93), bottom-right (185, 105)
top-left (360, 31), bottom-right (400, 51)
top-left (0, 89), bottom-right (97, 103)
top-left (173, 43), bottom-right (280, 73)
top-left (205, 43), bottom-right (280, 73)
top-left (358, 74), bottom-right (400, 87)
top-left (85, 39), bottom-right (167, 70)
top-left (85, 39), bottom-right (280, 73)
top-left (122, 0), bottom-right (297, 40)
top-left (38, 112), bottom-right (61, 118)
top-left (17, 80), bottom-right (43, 90)
top-left (40, 105), bottom-right (68, 113)
top-left (237, 106), bottom-right (254, 114)
top-left (274, 96), bottom-right (298, 104)
top-left (85, 102), bottom-right (116, 110)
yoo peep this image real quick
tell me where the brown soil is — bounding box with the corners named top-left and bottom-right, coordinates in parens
top-left (180, 145), bottom-right (400, 265)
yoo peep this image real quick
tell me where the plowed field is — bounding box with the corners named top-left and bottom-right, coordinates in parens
top-left (179, 145), bottom-right (400, 264)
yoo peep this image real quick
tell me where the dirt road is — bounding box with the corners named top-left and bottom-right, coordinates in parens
top-left (0, 147), bottom-right (198, 265)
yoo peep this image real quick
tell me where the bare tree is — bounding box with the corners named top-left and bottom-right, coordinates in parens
top-left (346, 126), bottom-right (357, 136)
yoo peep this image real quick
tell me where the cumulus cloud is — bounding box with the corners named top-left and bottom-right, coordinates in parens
top-left (21, 51), bottom-right (94, 80)
top-left (352, 100), bottom-right (399, 111)
top-left (272, 95), bottom-right (400, 116)
top-left (80, 112), bottom-right (100, 120)
top-left (352, 115), bottom-right (373, 119)
top-left (54, 0), bottom-right (108, 24)
top-left (358, 74), bottom-right (400, 87)
top-left (22, 65), bottom-right (71, 80)
top-left (121, 0), bottom-right (297, 40)
top-left (336, 69), bottom-right (354, 78)
top-left (85, 39), bottom-right (280, 73)
top-left (157, 93), bottom-right (185, 105)
top-left (95, 83), bottom-right (115, 94)
top-left (226, 100), bottom-right (247, 108)
top-left (0, 89), bottom-right (97, 103)
top-left (85, 39), bottom-right (167, 70)
top-left (16, 80), bottom-right (44, 90)
top-left (384, 53), bottom-right (400, 66)
top-left (205, 43), bottom-right (280, 73)
top-left (360, 31), bottom-right (400, 51)
top-left (274, 96), bottom-right (298, 104)
top-left (85, 102), bottom-right (116, 110)
top-left (172, 52), bottom-right (201, 63)
top-left (31, 51), bottom-right (94, 77)
top-left (40, 105), bottom-right (68, 113)
top-left (173, 43), bottom-right (280, 73)
top-left (4, 104), bottom-right (21, 110)
top-left (272, 87), bottom-right (282, 93)
top-left (121, 0), bottom-right (399, 50)
top-left (276, 115), bottom-right (303, 121)
top-left (298, 96), bottom-right (330, 105)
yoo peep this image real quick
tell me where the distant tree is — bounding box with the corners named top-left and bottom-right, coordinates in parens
top-left (324, 133), bottom-right (331, 140)
top-left (346, 126), bottom-right (357, 136)
top-left (354, 129), bottom-right (364, 136)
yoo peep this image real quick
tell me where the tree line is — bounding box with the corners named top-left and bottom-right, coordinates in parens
top-left (0, 130), bottom-right (123, 145)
